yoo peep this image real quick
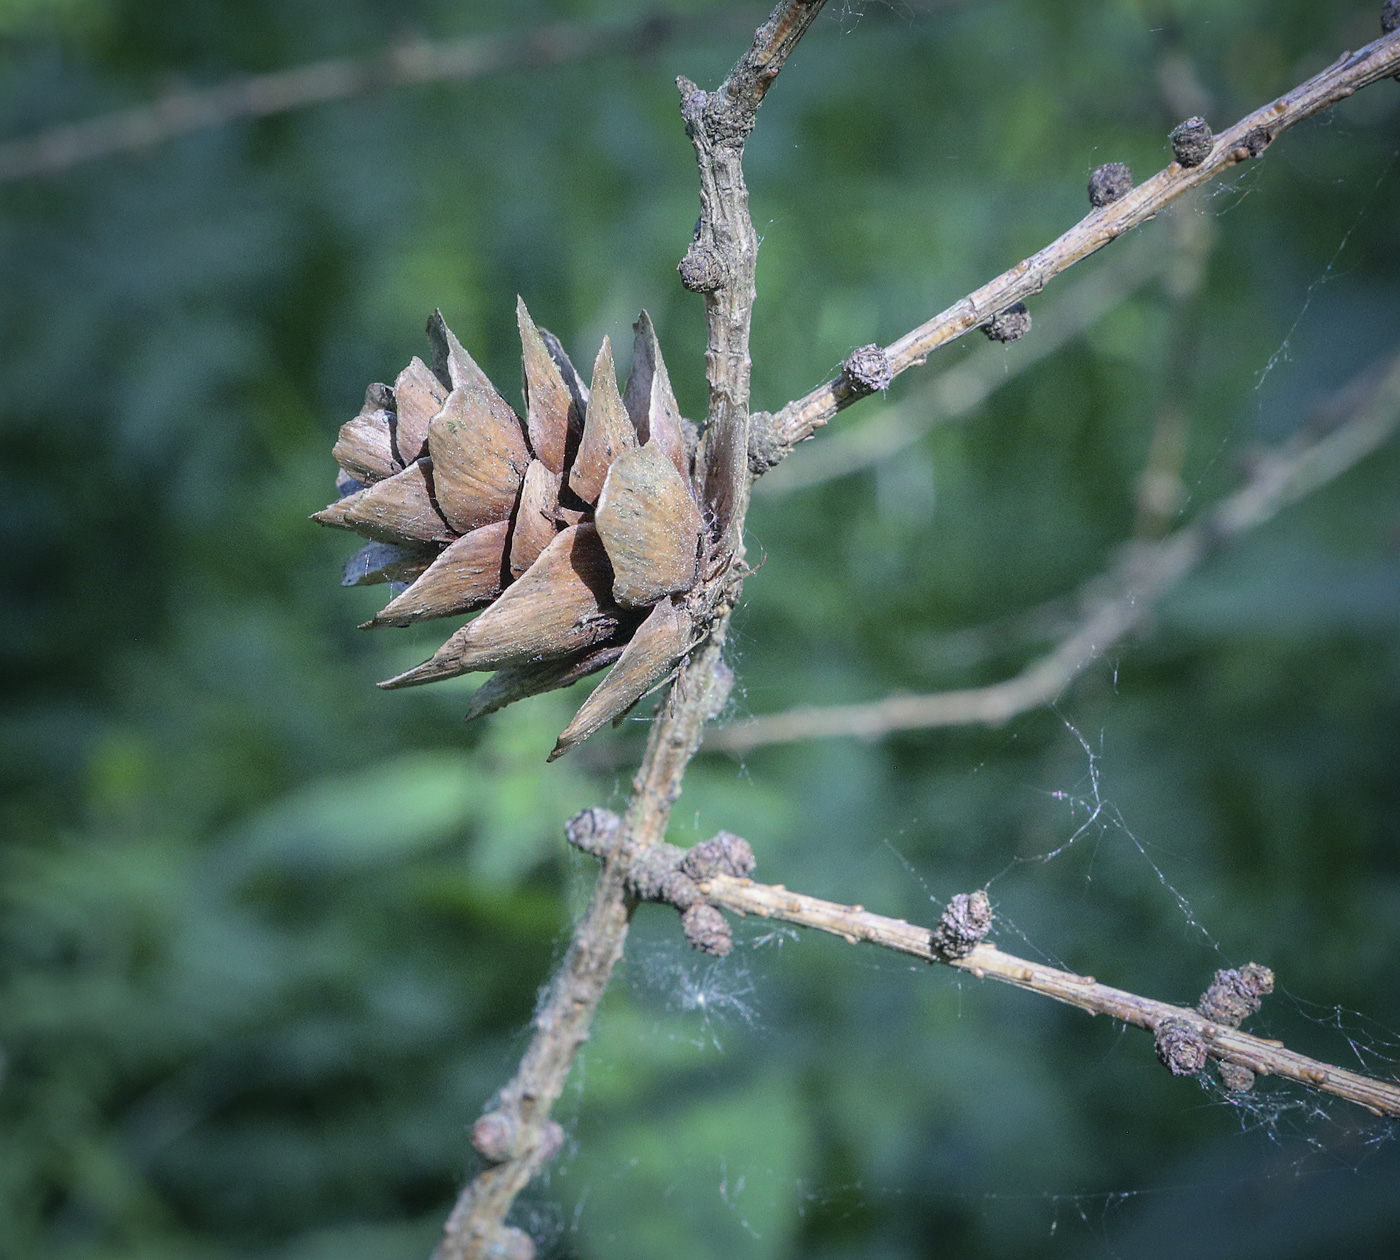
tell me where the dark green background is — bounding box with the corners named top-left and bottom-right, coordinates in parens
top-left (3, 2), bottom-right (1399, 1257)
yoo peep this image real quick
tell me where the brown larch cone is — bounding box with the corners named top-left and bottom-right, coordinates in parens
top-left (315, 304), bottom-right (704, 757)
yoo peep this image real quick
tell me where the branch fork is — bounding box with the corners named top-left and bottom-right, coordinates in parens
top-left (566, 807), bottom-right (756, 957)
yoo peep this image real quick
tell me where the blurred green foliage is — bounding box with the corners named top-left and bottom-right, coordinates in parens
top-left (3, 2), bottom-right (1399, 1258)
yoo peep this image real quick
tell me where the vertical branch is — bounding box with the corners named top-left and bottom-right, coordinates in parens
top-left (680, 0), bottom-right (828, 551)
top-left (430, 5), bottom-right (824, 1257)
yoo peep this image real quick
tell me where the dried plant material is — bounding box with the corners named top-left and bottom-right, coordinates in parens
top-left (1154, 1017), bottom-right (1209, 1076)
top-left (624, 311), bottom-right (689, 479)
top-left (564, 806), bottom-right (621, 856)
top-left (509, 460), bottom-right (562, 578)
top-left (679, 831), bottom-right (755, 880)
top-left (596, 444), bottom-right (701, 607)
top-left (322, 306), bottom-right (705, 750)
top-left (983, 302), bottom-right (1031, 343)
top-left (427, 309), bottom-right (495, 394)
top-left (1197, 963), bottom-right (1274, 1028)
top-left (841, 343), bottom-right (893, 396)
top-left (539, 325), bottom-right (589, 417)
top-left (314, 458), bottom-right (455, 544)
top-left (1088, 162), bottom-right (1134, 207)
top-left (569, 337), bottom-right (637, 505)
top-left (391, 357), bottom-right (447, 465)
top-left (471, 1111), bottom-right (564, 1168)
top-left (333, 387), bottom-right (399, 484)
top-left (550, 600), bottom-right (691, 759)
top-left (378, 524), bottom-right (619, 688)
top-left (1169, 116), bottom-right (1214, 168)
top-left (680, 903), bottom-right (732, 956)
top-left (428, 385), bottom-right (531, 533)
top-left (703, 409), bottom-right (746, 547)
top-left (518, 297), bottom-right (581, 476)
top-left (1239, 126), bottom-right (1272, 159)
top-left (1217, 1061), bottom-right (1256, 1093)
top-left (364, 520), bottom-right (509, 627)
top-left (677, 241), bottom-right (727, 293)
top-left (930, 890), bottom-right (993, 959)
top-left (341, 541), bottom-right (432, 588)
top-left (464, 641), bottom-right (626, 723)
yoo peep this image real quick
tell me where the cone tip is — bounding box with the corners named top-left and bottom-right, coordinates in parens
top-left (311, 505), bottom-right (347, 527)
top-left (377, 660), bottom-right (440, 689)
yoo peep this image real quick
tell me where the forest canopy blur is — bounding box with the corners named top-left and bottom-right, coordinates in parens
top-left (2, 2), bottom-right (1399, 1258)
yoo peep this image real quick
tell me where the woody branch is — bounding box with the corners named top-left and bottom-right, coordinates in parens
top-left (749, 23), bottom-right (1400, 468)
top-left (562, 819), bottom-right (1400, 1118)
top-left (698, 875), bottom-right (1400, 1118)
top-left (429, 5), bottom-right (825, 1258)
top-left (712, 342), bottom-right (1400, 752)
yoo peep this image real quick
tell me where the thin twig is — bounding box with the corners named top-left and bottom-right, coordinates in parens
top-left (758, 231), bottom-right (1168, 496)
top-left (0, 0), bottom-right (988, 185)
top-left (0, 9), bottom-right (759, 184)
top-left (711, 344), bottom-right (1400, 752)
top-left (428, 6), bottom-right (825, 1257)
top-left (698, 874), bottom-right (1400, 1118)
top-left (687, 0), bottom-right (829, 551)
top-left (752, 26), bottom-right (1400, 460)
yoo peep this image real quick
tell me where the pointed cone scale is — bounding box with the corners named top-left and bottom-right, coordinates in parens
top-left (392, 357), bottom-right (447, 465)
top-left (540, 326), bottom-right (589, 418)
top-left (341, 541), bottom-right (433, 588)
top-left (463, 641), bottom-right (626, 724)
top-left (313, 458), bottom-right (455, 544)
top-left (550, 600), bottom-right (692, 760)
top-left (426, 310), bottom-right (496, 395)
top-left (569, 337), bottom-right (638, 506)
top-left (509, 460), bottom-right (562, 579)
top-left (517, 297), bottom-right (581, 476)
top-left (334, 387), bottom-right (400, 484)
top-left (364, 520), bottom-right (509, 627)
top-left (595, 444), bottom-right (702, 608)
top-left (427, 383), bottom-right (531, 534)
top-left (624, 311), bottom-right (690, 482)
top-left (378, 523), bottom-right (620, 688)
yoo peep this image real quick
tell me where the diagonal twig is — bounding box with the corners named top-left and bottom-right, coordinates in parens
top-left (758, 231), bottom-right (1169, 496)
top-left (750, 25), bottom-right (1400, 465)
top-left (697, 873), bottom-right (1400, 1118)
top-left (711, 343), bottom-right (1400, 752)
top-left (0, 8), bottom-right (761, 184)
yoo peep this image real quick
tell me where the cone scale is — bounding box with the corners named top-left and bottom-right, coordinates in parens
top-left (315, 305), bottom-right (706, 757)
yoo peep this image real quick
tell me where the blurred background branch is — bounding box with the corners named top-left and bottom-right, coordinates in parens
top-left (0, 9), bottom-right (756, 183)
top-left (0, 0), bottom-right (990, 185)
top-left (758, 230), bottom-right (1172, 496)
top-left (715, 341), bottom-right (1400, 751)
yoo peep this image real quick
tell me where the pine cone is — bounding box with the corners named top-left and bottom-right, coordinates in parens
top-left (316, 301), bottom-right (705, 760)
